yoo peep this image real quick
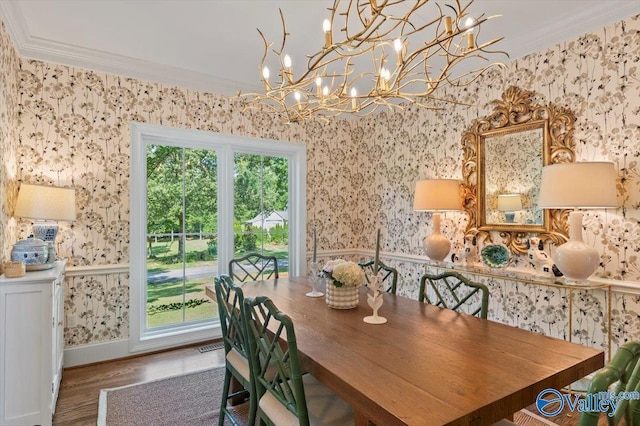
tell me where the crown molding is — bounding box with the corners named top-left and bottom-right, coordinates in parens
top-left (504, 1), bottom-right (640, 61)
top-left (0, 0), bottom-right (261, 96)
top-left (1, 1), bottom-right (639, 100)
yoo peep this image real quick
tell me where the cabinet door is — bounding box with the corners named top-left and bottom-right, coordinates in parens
top-left (52, 277), bottom-right (64, 412)
top-left (0, 283), bottom-right (53, 425)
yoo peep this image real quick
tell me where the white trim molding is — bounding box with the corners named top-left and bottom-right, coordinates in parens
top-left (0, 0), bottom-right (258, 96)
top-left (65, 263), bottom-right (129, 277)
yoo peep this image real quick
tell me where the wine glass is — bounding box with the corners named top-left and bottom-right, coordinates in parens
top-left (306, 261), bottom-right (324, 297)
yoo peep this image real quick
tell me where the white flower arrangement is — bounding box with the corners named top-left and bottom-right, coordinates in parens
top-left (322, 259), bottom-right (365, 288)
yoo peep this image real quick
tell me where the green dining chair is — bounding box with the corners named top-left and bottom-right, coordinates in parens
top-left (358, 259), bottom-right (398, 294)
top-left (242, 295), bottom-right (354, 426)
top-left (229, 253), bottom-right (279, 282)
top-left (579, 341), bottom-right (640, 425)
top-left (214, 274), bottom-right (256, 426)
top-left (418, 271), bottom-right (489, 319)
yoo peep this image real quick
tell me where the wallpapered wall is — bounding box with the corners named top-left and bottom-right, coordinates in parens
top-left (0, 18), bottom-right (359, 346)
top-left (358, 14), bottom-right (640, 283)
top-left (1, 12), bottom-right (640, 353)
top-left (0, 20), bottom-right (19, 272)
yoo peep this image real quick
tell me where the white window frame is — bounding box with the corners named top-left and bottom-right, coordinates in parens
top-left (129, 122), bottom-right (306, 354)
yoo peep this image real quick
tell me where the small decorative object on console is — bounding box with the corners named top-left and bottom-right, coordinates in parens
top-left (480, 243), bottom-right (511, 269)
top-left (526, 237), bottom-right (555, 278)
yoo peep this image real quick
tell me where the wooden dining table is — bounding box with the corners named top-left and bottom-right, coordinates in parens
top-left (206, 276), bottom-right (604, 426)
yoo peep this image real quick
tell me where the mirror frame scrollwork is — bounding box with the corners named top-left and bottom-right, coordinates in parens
top-left (461, 86), bottom-right (576, 254)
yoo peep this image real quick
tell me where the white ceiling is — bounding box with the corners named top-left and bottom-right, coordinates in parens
top-left (1, 0), bottom-right (639, 96)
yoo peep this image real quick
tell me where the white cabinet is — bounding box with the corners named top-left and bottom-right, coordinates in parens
top-left (0, 261), bottom-right (66, 426)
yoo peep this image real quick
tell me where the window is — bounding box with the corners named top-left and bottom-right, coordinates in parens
top-left (130, 123), bottom-right (306, 353)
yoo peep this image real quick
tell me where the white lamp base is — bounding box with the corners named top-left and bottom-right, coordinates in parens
top-left (553, 211), bottom-right (599, 284)
top-left (423, 212), bottom-right (451, 262)
top-left (32, 222), bottom-right (58, 264)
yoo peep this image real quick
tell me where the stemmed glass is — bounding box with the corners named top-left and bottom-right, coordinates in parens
top-left (306, 261), bottom-right (325, 297)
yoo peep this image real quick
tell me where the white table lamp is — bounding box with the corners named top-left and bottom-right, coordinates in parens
top-left (538, 162), bottom-right (617, 283)
top-left (497, 194), bottom-right (522, 223)
top-left (14, 183), bottom-right (76, 263)
top-left (413, 179), bottom-right (462, 261)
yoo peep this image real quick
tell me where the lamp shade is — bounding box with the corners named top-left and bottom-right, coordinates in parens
top-left (14, 183), bottom-right (76, 221)
top-left (413, 179), bottom-right (462, 211)
top-left (497, 194), bottom-right (522, 212)
top-left (538, 162), bottom-right (617, 209)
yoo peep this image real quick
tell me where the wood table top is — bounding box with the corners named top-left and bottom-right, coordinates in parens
top-left (206, 277), bottom-right (604, 426)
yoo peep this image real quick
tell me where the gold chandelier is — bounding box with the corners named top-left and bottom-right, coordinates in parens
top-left (240, 0), bottom-right (506, 123)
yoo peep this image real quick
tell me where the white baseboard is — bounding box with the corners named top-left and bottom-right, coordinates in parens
top-left (63, 328), bottom-right (222, 367)
top-left (64, 339), bottom-right (130, 367)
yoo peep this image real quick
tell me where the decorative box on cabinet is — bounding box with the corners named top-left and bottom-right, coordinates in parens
top-left (0, 260), bottom-right (66, 426)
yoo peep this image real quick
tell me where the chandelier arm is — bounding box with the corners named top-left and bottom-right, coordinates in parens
top-left (274, 9), bottom-right (290, 56)
top-left (443, 63), bottom-right (505, 87)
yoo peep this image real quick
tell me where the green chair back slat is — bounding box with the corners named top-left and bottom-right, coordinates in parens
top-left (213, 274), bottom-right (256, 426)
top-left (358, 259), bottom-right (399, 294)
top-left (243, 295), bottom-right (310, 426)
top-left (579, 341), bottom-right (640, 426)
top-left (418, 271), bottom-right (489, 319)
top-left (229, 252), bottom-right (279, 282)
top-left (215, 275), bottom-right (248, 358)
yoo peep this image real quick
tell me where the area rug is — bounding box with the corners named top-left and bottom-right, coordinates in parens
top-left (98, 367), bottom-right (235, 426)
top-left (514, 408), bottom-right (561, 425)
top-left (98, 365), bottom-right (560, 426)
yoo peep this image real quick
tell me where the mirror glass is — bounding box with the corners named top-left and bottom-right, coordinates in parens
top-left (483, 125), bottom-right (544, 226)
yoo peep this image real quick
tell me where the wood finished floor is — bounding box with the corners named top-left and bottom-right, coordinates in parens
top-left (53, 341), bottom-right (595, 426)
top-left (53, 341), bottom-right (225, 425)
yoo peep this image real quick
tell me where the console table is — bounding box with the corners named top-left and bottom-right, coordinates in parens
top-left (425, 261), bottom-right (612, 359)
top-left (0, 260), bottom-right (66, 426)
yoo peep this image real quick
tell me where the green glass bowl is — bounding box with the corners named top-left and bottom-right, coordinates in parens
top-left (480, 244), bottom-right (511, 269)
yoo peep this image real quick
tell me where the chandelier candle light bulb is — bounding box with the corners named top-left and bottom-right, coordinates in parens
top-left (283, 54), bottom-right (293, 82)
top-left (261, 66), bottom-right (270, 91)
top-left (444, 16), bottom-right (453, 34)
top-left (294, 91), bottom-right (301, 109)
top-left (394, 38), bottom-right (404, 65)
top-left (323, 18), bottom-right (332, 48)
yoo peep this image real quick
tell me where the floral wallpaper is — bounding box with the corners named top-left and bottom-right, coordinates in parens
top-left (351, 14), bottom-right (640, 354)
top-left (354, 14), bottom-right (640, 282)
top-left (0, 10), bottom-right (639, 357)
top-left (0, 20), bottom-right (19, 270)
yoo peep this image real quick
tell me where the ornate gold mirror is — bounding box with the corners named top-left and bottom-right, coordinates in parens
top-left (462, 86), bottom-right (575, 254)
